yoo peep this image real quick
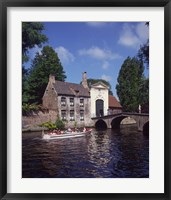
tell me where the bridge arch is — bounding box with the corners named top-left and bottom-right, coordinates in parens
top-left (111, 116), bottom-right (137, 129)
top-left (95, 119), bottom-right (107, 130)
top-left (143, 121), bottom-right (149, 135)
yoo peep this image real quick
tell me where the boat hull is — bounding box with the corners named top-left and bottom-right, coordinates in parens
top-left (42, 131), bottom-right (91, 140)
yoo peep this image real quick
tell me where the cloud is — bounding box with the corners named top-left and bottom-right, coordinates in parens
top-left (55, 46), bottom-right (75, 64)
top-left (101, 74), bottom-right (112, 81)
top-left (135, 22), bottom-right (149, 43)
top-left (102, 61), bottom-right (109, 70)
top-left (118, 23), bottom-right (149, 48)
top-left (28, 45), bottom-right (42, 59)
top-left (78, 46), bottom-right (121, 60)
top-left (86, 22), bottom-right (107, 27)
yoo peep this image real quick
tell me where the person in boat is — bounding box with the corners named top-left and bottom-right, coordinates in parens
top-left (83, 127), bottom-right (86, 132)
top-left (68, 128), bottom-right (72, 132)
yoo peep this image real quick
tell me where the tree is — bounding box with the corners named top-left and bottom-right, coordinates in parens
top-left (116, 57), bottom-right (145, 112)
top-left (138, 40), bottom-right (149, 68)
top-left (22, 22), bottom-right (48, 63)
top-left (138, 23), bottom-right (149, 68)
top-left (86, 78), bottom-right (113, 95)
top-left (22, 22), bottom-right (48, 104)
top-left (139, 78), bottom-right (149, 113)
top-left (25, 46), bottom-right (66, 104)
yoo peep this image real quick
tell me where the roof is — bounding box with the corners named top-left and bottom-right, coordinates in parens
top-left (53, 80), bottom-right (90, 97)
top-left (109, 95), bottom-right (122, 108)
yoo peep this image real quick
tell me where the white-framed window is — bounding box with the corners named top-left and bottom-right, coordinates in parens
top-left (70, 110), bottom-right (75, 121)
top-left (61, 97), bottom-right (66, 106)
top-left (61, 110), bottom-right (66, 121)
top-left (80, 110), bottom-right (84, 121)
top-left (70, 98), bottom-right (74, 107)
top-left (80, 99), bottom-right (84, 107)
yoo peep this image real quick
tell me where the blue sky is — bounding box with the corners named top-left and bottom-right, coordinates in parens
top-left (26, 22), bottom-right (149, 98)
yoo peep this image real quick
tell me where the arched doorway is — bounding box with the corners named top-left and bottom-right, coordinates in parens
top-left (96, 99), bottom-right (104, 117)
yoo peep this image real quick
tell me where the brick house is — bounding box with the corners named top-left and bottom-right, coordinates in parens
top-left (42, 73), bottom-right (92, 127)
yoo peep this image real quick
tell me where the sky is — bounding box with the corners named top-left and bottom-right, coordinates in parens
top-left (26, 22), bottom-right (149, 98)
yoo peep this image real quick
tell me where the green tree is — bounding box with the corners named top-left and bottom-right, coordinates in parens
top-left (138, 40), bottom-right (149, 68)
top-left (138, 23), bottom-right (149, 68)
top-left (22, 22), bottom-right (48, 104)
top-left (116, 57), bottom-right (144, 112)
top-left (22, 22), bottom-right (48, 63)
top-left (86, 78), bottom-right (113, 95)
top-left (25, 46), bottom-right (66, 104)
top-left (139, 78), bottom-right (149, 113)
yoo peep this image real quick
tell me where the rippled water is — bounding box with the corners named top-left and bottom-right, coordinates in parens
top-left (22, 125), bottom-right (149, 178)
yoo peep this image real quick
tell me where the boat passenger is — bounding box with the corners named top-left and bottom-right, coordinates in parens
top-left (83, 127), bottom-right (86, 132)
top-left (68, 128), bottom-right (72, 132)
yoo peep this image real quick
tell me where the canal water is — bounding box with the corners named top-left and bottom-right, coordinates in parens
top-left (22, 125), bottom-right (149, 178)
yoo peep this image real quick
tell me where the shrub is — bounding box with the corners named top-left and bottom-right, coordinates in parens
top-left (39, 121), bottom-right (57, 130)
top-left (55, 118), bottom-right (65, 130)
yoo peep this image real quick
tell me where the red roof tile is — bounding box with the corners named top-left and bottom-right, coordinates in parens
top-left (109, 95), bottom-right (122, 108)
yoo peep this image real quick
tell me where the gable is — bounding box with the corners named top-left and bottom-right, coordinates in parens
top-left (91, 81), bottom-right (109, 90)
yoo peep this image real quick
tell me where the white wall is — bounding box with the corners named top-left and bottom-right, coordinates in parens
top-left (90, 86), bottom-right (108, 117)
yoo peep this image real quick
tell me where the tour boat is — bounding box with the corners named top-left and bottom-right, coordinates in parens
top-left (42, 129), bottom-right (92, 140)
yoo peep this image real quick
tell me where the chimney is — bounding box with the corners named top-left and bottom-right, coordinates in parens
top-left (82, 72), bottom-right (88, 89)
top-left (49, 74), bottom-right (55, 84)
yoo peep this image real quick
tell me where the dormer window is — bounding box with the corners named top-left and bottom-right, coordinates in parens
top-left (61, 97), bottom-right (66, 106)
top-left (75, 90), bottom-right (79, 94)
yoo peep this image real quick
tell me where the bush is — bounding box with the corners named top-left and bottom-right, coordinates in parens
top-left (55, 118), bottom-right (65, 130)
top-left (39, 121), bottom-right (57, 130)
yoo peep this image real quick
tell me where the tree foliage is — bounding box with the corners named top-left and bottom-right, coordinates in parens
top-left (22, 22), bottom-right (48, 63)
top-left (139, 78), bottom-right (149, 113)
top-left (86, 78), bottom-right (113, 95)
top-left (137, 23), bottom-right (149, 68)
top-left (116, 57), bottom-right (146, 112)
top-left (138, 40), bottom-right (149, 68)
top-left (24, 46), bottom-right (66, 104)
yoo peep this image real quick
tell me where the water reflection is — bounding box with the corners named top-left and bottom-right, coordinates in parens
top-left (22, 126), bottom-right (149, 178)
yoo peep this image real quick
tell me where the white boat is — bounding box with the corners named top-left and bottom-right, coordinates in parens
top-left (42, 129), bottom-right (92, 140)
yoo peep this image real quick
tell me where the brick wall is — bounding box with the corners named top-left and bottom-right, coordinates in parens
top-left (22, 110), bottom-right (58, 128)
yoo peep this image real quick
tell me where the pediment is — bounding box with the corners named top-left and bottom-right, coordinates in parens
top-left (91, 81), bottom-right (109, 89)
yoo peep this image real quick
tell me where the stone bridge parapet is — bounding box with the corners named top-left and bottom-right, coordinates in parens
top-left (92, 112), bottom-right (149, 132)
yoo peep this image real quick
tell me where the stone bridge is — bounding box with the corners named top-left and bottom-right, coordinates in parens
top-left (91, 112), bottom-right (149, 132)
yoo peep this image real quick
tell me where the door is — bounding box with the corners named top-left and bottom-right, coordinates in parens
top-left (96, 99), bottom-right (104, 117)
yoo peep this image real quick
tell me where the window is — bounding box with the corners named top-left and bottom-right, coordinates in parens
top-left (80, 99), bottom-right (84, 107)
top-left (61, 97), bottom-right (66, 106)
top-left (80, 110), bottom-right (84, 121)
top-left (70, 110), bottom-right (75, 121)
top-left (61, 110), bottom-right (66, 121)
top-left (70, 98), bottom-right (74, 107)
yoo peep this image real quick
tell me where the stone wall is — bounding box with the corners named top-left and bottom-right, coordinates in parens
top-left (57, 96), bottom-right (94, 128)
top-left (22, 110), bottom-right (58, 129)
